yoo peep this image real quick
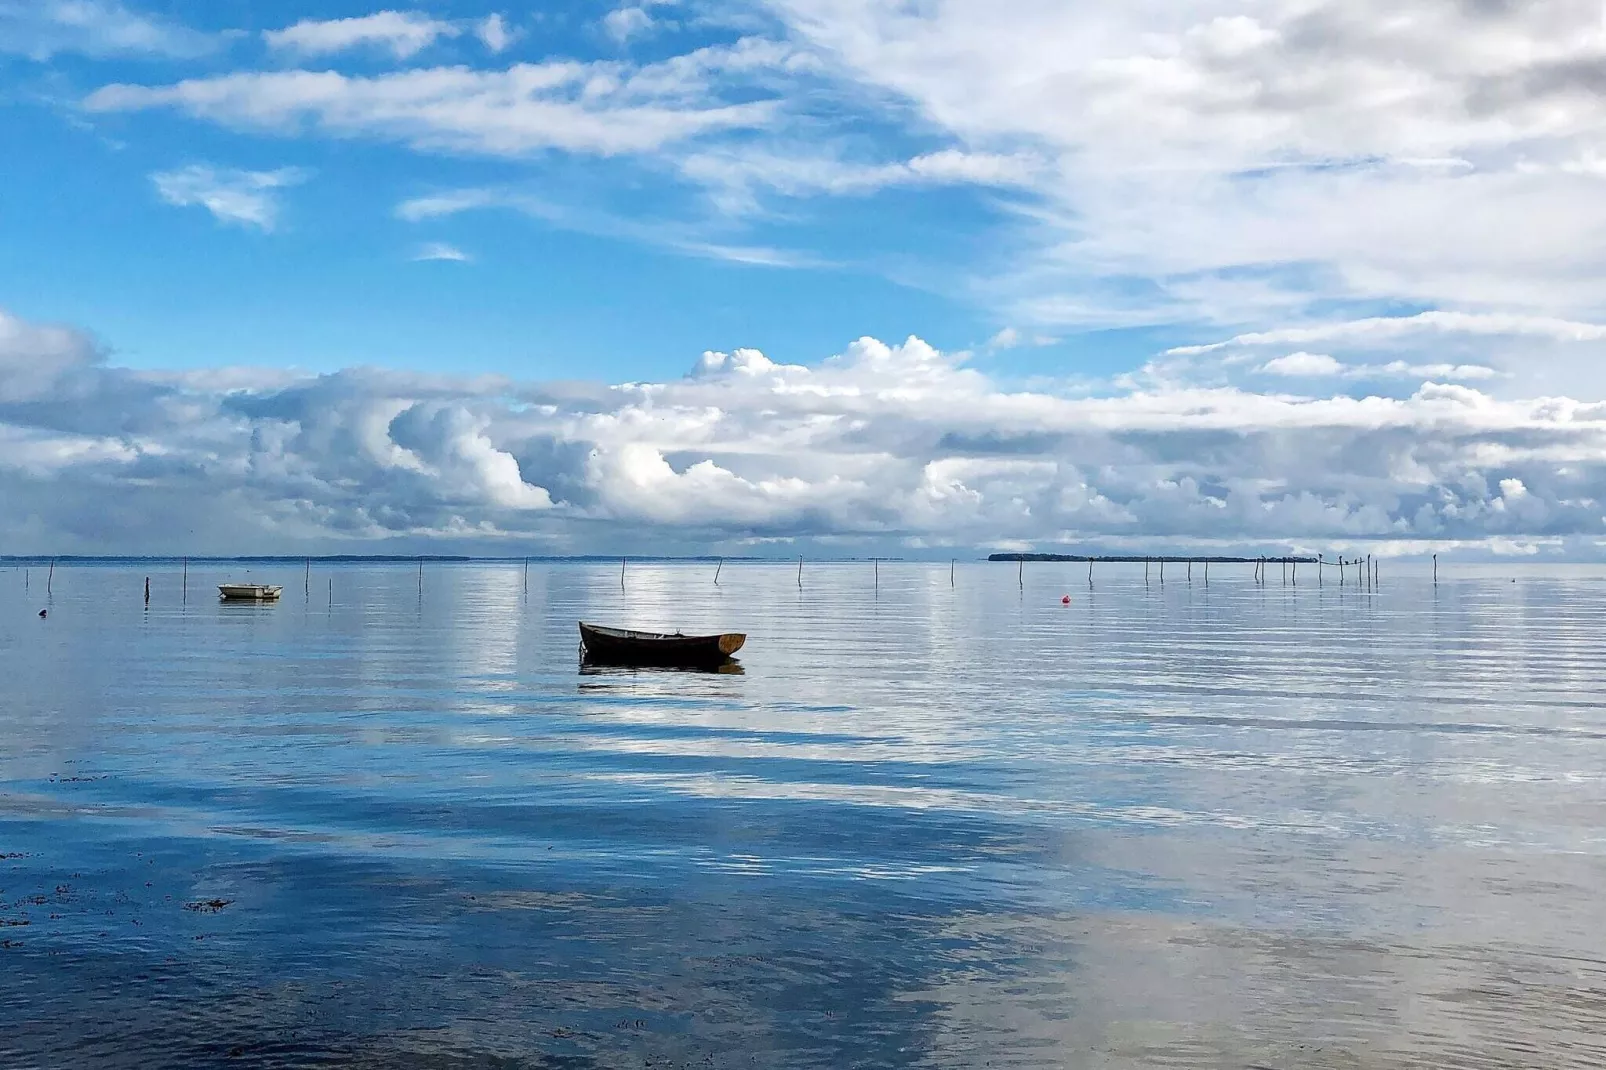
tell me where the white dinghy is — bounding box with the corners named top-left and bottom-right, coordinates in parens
top-left (218, 583), bottom-right (283, 601)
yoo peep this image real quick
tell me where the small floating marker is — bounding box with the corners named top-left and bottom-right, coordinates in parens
top-left (1061, 594), bottom-right (1071, 605)
top-left (38, 609), bottom-right (47, 619)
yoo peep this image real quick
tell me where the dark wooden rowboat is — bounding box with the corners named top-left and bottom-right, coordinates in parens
top-left (578, 622), bottom-right (745, 667)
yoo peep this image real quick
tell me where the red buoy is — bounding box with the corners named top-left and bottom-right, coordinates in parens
top-left (1061, 595), bottom-right (1071, 605)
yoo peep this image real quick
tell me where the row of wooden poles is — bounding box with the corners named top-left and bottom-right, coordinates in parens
top-left (1011, 555), bottom-right (1386, 589)
top-left (27, 551), bottom-right (1444, 602)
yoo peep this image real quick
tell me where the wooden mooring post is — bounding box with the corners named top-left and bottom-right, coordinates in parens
top-left (144, 576), bottom-right (150, 605)
top-left (48, 558), bottom-right (54, 596)
top-left (715, 558), bottom-right (723, 586)
top-left (798, 556), bottom-right (804, 589)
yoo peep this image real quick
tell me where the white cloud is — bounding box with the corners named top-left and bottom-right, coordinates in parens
top-left (755, 0), bottom-right (1606, 331)
top-left (0, 0), bottom-right (215, 59)
top-left (1171, 312), bottom-right (1606, 357)
top-left (603, 7), bottom-right (656, 44)
top-left (475, 14), bottom-right (518, 54)
top-left (150, 165), bottom-right (310, 230)
top-left (1257, 352), bottom-right (1497, 381)
top-left (7, 307), bottom-right (1606, 555)
top-left (395, 189), bottom-right (504, 222)
top-left (1259, 352), bottom-right (1343, 377)
top-left (413, 242), bottom-right (471, 262)
top-left (395, 187), bottom-right (823, 267)
top-left (602, 1), bottom-right (680, 44)
top-left (984, 327), bottom-right (1055, 352)
top-left (86, 38), bottom-right (796, 157)
top-left (264, 11), bottom-right (460, 60)
top-left (678, 147), bottom-right (1041, 211)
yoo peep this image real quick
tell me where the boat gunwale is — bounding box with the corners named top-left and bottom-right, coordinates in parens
top-left (578, 621), bottom-right (746, 661)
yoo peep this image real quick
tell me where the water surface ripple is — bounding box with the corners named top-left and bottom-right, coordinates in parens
top-left (2, 561), bottom-right (1604, 1068)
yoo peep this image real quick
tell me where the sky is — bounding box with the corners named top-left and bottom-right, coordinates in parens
top-left (5, 0), bottom-right (1606, 557)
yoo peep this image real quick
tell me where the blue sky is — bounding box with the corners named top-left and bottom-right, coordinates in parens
top-left (6, 0), bottom-right (1606, 556)
top-left (0, 0), bottom-right (1094, 382)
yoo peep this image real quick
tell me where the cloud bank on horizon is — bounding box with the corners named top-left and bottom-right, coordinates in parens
top-left (5, 307), bottom-right (1606, 558)
top-left (7, 0), bottom-right (1606, 555)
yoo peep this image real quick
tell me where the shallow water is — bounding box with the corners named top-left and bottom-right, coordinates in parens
top-left (1, 560), bottom-right (1604, 1068)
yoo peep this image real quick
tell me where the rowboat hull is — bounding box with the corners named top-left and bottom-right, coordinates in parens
top-left (579, 622), bottom-right (745, 667)
top-left (219, 584), bottom-right (283, 601)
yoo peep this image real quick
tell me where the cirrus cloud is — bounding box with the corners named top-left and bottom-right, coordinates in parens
top-left (150, 164), bottom-right (310, 231)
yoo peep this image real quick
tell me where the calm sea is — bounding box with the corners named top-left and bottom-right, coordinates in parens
top-left (2, 560), bottom-right (1603, 1068)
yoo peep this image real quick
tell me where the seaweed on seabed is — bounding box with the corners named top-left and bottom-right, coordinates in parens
top-left (184, 899), bottom-right (234, 913)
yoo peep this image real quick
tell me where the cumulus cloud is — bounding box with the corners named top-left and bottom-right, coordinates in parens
top-left (264, 11), bottom-right (460, 60)
top-left (86, 38), bottom-right (798, 157)
top-left (150, 165), bottom-right (309, 230)
top-left (6, 307), bottom-right (1606, 556)
top-left (0, 0), bottom-right (216, 60)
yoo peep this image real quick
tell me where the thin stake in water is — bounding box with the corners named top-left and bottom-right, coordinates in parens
top-left (715, 558), bottom-right (723, 586)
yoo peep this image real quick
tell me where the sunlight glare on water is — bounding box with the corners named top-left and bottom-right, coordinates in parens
top-left (1, 560), bottom-right (1604, 1068)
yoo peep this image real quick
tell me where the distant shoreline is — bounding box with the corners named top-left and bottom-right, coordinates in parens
top-left (989, 553), bottom-right (1321, 563)
top-left (0, 555), bottom-right (916, 564)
